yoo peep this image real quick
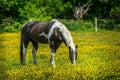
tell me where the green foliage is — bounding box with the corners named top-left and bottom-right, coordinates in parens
top-left (61, 20), bottom-right (94, 32)
top-left (110, 6), bottom-right (120, 19)
top-left (97, 19), bottom-right (120, 31)
top-left (114, 24), bottom-right (120, 31)
top-left (0, 0), bottom-right (120, 20)
top-left (98, 20), bottom-right (115, 30)
top-left (0, 0), bottom-right (27, 19)
top-left (0, 0), bottom-right (120, 32)
top-left (61, 20), bottom-right (79, 30)
top-left (110, 0), bottom-right (120, 18)
top-left (0, 20), bottom-right (22, 33)
top-left (0, 19), bottom-right (120, 33)
top-left (19, 2), bottom-right (53, 22)
top-left (80, 20), bottom-right (94, 31)
top-left (18, 0), bottom-right (72, 21)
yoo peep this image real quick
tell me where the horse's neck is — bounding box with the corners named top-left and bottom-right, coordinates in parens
top-left (53, 20), bottom-right (75, 48)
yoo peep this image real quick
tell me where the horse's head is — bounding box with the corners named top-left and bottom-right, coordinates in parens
top-left (69, 45), bottom-right (78, 64)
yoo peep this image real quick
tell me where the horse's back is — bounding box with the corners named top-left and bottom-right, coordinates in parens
top-left (22, 21), bottom-right (41, 32)
top-left (29, 22), bottom-right (53, 43)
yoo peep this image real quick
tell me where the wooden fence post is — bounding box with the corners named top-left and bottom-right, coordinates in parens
top-left (95, 17), bottom-right (97, 32)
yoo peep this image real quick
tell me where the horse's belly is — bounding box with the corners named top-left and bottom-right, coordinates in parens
top-left (30, 35), bottom-right (49, 44)
top-left (37, 36), bottom-right (48, 44)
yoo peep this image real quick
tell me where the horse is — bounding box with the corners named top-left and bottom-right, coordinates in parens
top-left (20, 19), bottom-right (77, 67)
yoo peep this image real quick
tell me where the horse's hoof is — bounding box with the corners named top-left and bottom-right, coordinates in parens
top-left (50, 63), bottom-right (56, 68)
top-left (52, 64), bottom-right (56, 68)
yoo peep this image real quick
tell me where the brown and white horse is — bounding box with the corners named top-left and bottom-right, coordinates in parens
top-left (20, 19), bottom-right (77, 67)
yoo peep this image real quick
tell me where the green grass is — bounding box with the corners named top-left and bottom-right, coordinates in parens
top-left (0, 31), bottom-right (120, 80)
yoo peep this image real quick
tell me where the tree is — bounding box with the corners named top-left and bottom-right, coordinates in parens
top-left (110, 0), bottom-right (120, 19)
top-left (74, 2), bottom-right (92, 20)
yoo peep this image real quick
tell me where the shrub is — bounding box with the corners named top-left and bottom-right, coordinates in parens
top-left (61, 20), bottom-right (94, 31)
top-left (114, 24), bottom-right (120, 31)
top-left (81, 20), bottom-right (94, 31)
top-left (61, 20), bottom-right (80, 30)
top-left (12, 22), bottom-right (23, 31)
top-left (98, 19), bottom-right (116, 30)
top-left (0, 21), bottom-right (22, 33)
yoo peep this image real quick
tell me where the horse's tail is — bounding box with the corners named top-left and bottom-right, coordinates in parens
top-left (20, 27), bottom-right (28, 65)
top-left (20, 36), bottom-right (23, 65)
top-left (20, 21), bottom-right (31, 65)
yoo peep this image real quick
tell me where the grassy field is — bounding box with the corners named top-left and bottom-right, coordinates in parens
top-left (0, 31), bottom-right (120, 80)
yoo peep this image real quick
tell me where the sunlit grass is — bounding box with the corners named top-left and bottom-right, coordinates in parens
top-left (0, 31), bottom-right (120, 80)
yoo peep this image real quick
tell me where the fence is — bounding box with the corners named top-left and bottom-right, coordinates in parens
top-left (94, 18), bottom-right (120, 32)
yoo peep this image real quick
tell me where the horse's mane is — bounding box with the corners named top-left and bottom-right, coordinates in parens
top-left (51, 19), bottom-right (75, 48)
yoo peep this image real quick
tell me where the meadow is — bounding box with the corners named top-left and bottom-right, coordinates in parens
top-left (0, 31), bottom-right (120, 80)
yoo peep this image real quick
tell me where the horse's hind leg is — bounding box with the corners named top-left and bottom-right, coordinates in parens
top-left (31, 40), bottom-right (38, 65)
top-left (20, 36), bottom-right (29, 65)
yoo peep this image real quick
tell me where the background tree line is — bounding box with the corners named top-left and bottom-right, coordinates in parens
top-left (0, 0), bottom-right (120, 32)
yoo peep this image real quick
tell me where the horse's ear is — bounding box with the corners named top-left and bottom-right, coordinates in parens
top-left (75, 45), bottom-right (78, 49)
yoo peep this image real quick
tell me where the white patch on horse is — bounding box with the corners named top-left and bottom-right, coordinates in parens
top-left (22, 42), bottom-right (26, 55)
top-left (39, 32), bottom-right (48, 38)
top-left (22, 42), bottom-right (27, 65)
top-left (51, 53), bottom-right (55, 63)
top-left (73, 53), bottom-right (76, 64)
top-left (51, 53), bottom-right (56, 67)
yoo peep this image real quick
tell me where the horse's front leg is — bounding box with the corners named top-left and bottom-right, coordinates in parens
top-left (50, 49), bottom-right (56, 67)
top-left (49, 40), bottom-right (62, 67)
top-left (49, 41), bottom-right (56, 67)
